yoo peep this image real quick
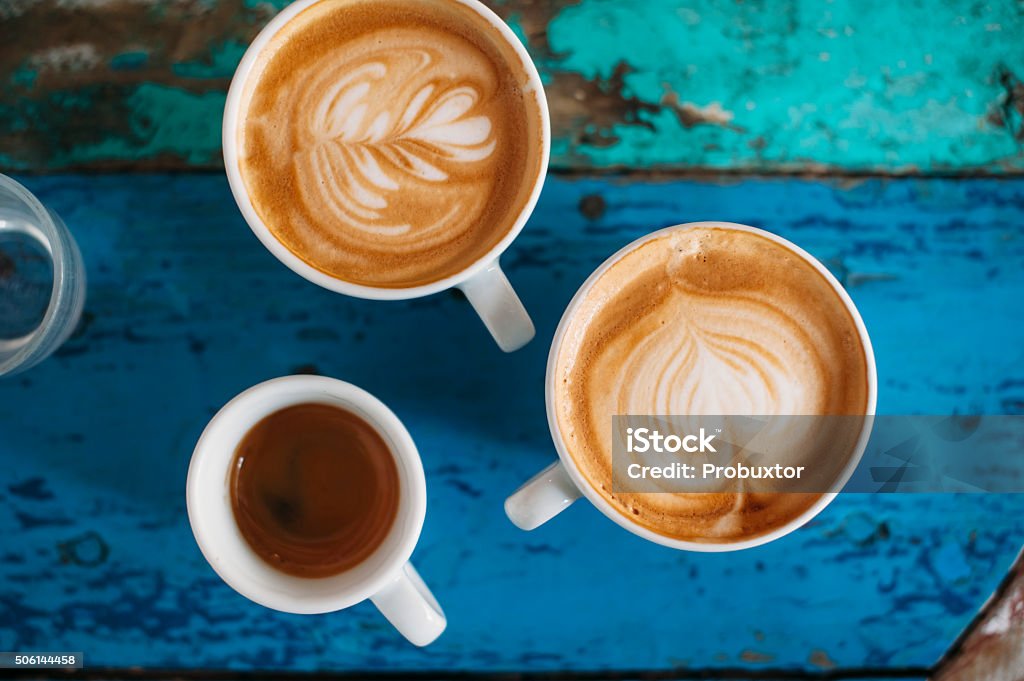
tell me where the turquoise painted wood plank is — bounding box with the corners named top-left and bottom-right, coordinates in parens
top-left (1, 0), bottom-right (1022, 173)
top-left (0, 175), bottom-right (1023, 672)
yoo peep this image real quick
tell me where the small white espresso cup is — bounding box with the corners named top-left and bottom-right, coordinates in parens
top-left (186, 375), bottom-right (446, 646)
top-left (222, 0), bottom-right (551, 353)
top-left (505, 222), bottom-right (878, 552)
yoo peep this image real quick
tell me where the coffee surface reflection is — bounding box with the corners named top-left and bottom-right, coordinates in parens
top-left (231, 403), bottom-right (400, 577)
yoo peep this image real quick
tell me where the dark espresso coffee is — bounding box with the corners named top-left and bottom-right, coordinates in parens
top-left (231, 403), bottom-right (400, 577)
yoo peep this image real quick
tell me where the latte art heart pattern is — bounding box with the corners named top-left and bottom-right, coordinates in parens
top-left (554, 227), bottom-right (870, 542)
top-left (612, 288), bottom-right (823, 418)
top-left (293, 43), bottom-right (497, 239)
top-left (237, 3), bottom-right (544, 288)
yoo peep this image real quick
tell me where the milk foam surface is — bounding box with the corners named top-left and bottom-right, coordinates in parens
top-left (237, 0), bottom-right (544, 288)
top-left (553, 227), bottom-right (870, 542)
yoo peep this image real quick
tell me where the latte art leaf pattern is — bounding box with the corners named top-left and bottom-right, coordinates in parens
top-left (294, 45), bottom-right (497, 238)
top-left (239, 6), bottom-right (544, 288)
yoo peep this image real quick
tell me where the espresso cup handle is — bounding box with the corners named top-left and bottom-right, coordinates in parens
top-left (458, 259), bottom-right (535, 352)
top-left (505, 460), bottom-right (581, 530)
top-left (370, 562), bottom-right (446, 647)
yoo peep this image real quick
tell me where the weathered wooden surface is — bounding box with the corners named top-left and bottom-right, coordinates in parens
top-left (1, 175), bottom-right (1022, 673)
top-left (934, 549), bottom-right (1024, 681)
top-left (1, 0), bottom-right (1023, 174)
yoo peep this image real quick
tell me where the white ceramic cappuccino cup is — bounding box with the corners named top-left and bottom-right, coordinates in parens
top-left (186, 376), bottom-right (446, 646)
top-left (223, 0), bottom-right (551, 353)
top-left (505, 222), bottom-right (878, 552)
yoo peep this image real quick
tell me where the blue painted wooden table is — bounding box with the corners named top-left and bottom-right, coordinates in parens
top-left (4, 0), bottom-right (1024, 175)
top-left (1, 173), bottom-right (1022, 676)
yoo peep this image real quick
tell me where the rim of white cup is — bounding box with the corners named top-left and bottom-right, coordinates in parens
top-left (222, 0), bottom-right (552, 300)
top-left (186, 376), bottom-right (427, 613)
top-left (544, 221), bottom-right (879, 552)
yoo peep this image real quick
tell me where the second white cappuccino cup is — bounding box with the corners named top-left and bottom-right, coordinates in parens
top-left (505, 222), bottom-right (878, 552)
top-left (223, 0), bottom-right (551, 353)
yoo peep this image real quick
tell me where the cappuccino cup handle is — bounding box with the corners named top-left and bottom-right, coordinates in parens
top-left (505, 460), bottom-right (581, 530)
top-left (458, 259), bottom-right (535, 352)
top-left (370, 562), bottom-right (446, 647)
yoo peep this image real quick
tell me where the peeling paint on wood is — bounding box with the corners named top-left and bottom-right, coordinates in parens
top-left (0, 174), bottom-right (1022, 672)
top-left (2, 0), bottom-right (1023, 172)
top-left (934, 550), bottom-right (1024, 681)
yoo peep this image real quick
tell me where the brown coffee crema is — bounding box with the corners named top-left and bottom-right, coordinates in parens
top-left (231, 403), bottom-right (400, 577)
top-left (237, 0), bottom-right (545, 288)
top-left (552, 227), bottom-right (870, 543)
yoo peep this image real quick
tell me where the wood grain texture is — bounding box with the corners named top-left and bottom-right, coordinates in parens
top-left (1, 0), bottom-right (1023, 173)
top-left (0, 175), bottom-right (1022, 672)
top-left (934, 549), bottom-right (1024, 681)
